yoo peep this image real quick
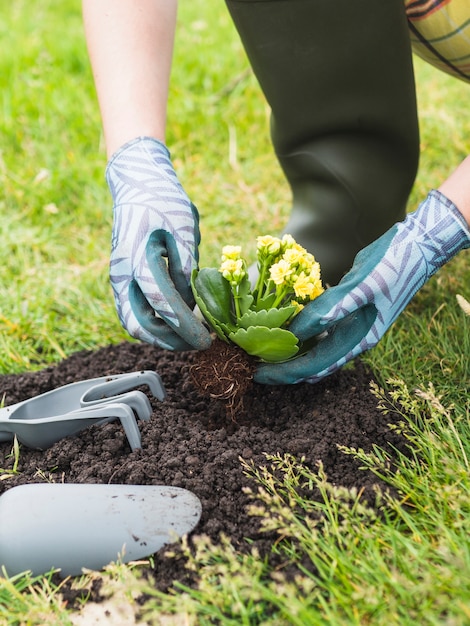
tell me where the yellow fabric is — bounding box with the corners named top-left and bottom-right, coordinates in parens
top-left (405, 0), bottom-right (470, 82)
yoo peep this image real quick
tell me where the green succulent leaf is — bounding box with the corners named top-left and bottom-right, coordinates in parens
top-left (229, 326), bottom-right (299, 362)
top-left (191, 268), bottom-right (232, 322)
top-left (191, 268), bottom-right (234, 341)
top-left (254, 292), bottom-right (277, 311)
top-left (238, 305), bottom-right (296, 330)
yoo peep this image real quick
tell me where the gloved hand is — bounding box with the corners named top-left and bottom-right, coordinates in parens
top-left (255, 190), bottom-right (470, 384)
top-left (106, 136), bottom-right (212, 351)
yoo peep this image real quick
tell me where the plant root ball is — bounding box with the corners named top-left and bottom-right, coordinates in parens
top-left (189, 338), bottom-right (255, 419)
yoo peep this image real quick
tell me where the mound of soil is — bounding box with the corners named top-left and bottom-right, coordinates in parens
top-left (0, 341), bottom-right (406, 599)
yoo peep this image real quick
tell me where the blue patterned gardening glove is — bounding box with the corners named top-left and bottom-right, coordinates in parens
top-left (255, 190), bottom-right (470, 385)
top-left (106, 137), bottom-right (212, 351)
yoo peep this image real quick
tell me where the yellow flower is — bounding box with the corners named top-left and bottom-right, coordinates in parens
top-left (257, 235), bottom-right (282, 257)
top-left (219, 258), bottom-right (245, 285)
top-left (292, 272), bottom-right (312, 299)
top-left (270, 259), bottom-right (293, 286)
top-left (309, 262), bottom-right (322, 282)
top-left (281, 234), bottom-right (296, 249)
top-left (291, 300), bottom-right (305, 314)
top-left (293, 271), bottom-right (324, 301)
top-left (221, 245), bottom-right (242, 261)
top-left (298, 252), bottom-right (317, 272)
top-left (309, 279), bottom-right (324, 300)
top-left (282, 248), bottom-right (304, 267)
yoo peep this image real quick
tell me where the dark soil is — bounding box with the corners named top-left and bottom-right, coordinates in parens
top-left (0, 341), bottom-right (407, 604)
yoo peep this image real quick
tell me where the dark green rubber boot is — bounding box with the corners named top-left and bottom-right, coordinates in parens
top-left (225, 0), bottom-right (420, 285)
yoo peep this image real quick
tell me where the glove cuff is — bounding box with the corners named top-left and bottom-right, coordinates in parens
top-left (429, 189), bottom-right (470, 245)
top-left (106, 136), bottom-right (170, 169)
top-left (425, 189), bottom-right (470, 260)
top-left (105, 137), bottom-right (179, 205)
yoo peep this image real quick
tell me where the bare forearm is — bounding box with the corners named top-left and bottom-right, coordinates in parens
top-left (438, 156), bottom-right (470, 227)
top-left (82, 0), bottom-right (177, 156)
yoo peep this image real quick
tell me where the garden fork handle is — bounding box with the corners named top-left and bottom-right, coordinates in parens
top-left (81, 370), bottom-right (166, 406)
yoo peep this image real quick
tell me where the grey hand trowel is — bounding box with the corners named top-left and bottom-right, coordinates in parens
top-left (0, 483), bottom-right (202, 577)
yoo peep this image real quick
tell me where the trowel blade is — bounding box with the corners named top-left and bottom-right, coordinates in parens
top-left (0, 483), bottom-right (202, 577)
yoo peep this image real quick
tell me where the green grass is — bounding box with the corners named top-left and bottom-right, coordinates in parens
top-left (0, 0), bottom-right (470, 623)
top-left (141, 391), bottom-right (470, 625)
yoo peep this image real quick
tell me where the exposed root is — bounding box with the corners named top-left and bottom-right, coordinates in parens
top-left (189, 339), bottom-right (255, 420)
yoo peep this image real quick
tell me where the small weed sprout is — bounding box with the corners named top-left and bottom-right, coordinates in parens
top-left (0, 435), bottom-right (20, 481)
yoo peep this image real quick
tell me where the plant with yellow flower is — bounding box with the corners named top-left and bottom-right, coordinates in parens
top-left (191, 235), bottom-right (324, 362)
